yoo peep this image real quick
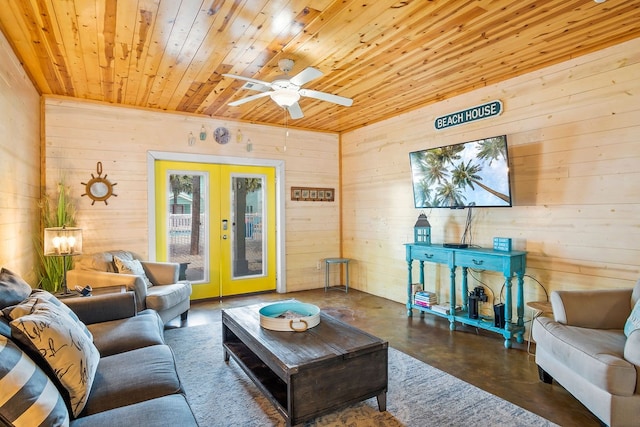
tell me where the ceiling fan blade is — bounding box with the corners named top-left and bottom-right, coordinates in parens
top-left (241, 81), bottom-right (271, 92)
top-left (223, 73), bottom-right (272, 88)
top-left (287, 102), bottom-right (304, 119)
top-left (289, 67), bottom-right (323, 87)
top-left (299, 89), bottom-right (353, 107)
top-left (228, 91), bottom-right (272, 106)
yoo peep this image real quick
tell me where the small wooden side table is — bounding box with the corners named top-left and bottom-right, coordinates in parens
top-left (324, 258), bottom-right (351, 293)
top-left (527, 300), bottom-right (553, 355)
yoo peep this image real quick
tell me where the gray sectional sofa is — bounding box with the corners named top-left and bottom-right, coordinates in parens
top-left (0, 268), bottom-right (198, 426)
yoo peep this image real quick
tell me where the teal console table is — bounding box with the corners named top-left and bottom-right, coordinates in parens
top-left (405, 243), bottom-right (527, 348)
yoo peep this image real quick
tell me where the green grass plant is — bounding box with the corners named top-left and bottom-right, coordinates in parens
top-left (35, 183), bottom-right (77, 292)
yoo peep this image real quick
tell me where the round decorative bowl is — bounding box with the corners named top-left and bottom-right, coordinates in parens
top-left (259, 301), bottom-right (321, 332)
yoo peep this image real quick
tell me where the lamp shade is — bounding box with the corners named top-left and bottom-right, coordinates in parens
top-left (44, 226), bottom-right (83, 256)
top-left (270, 89), bottom-right (300, 107)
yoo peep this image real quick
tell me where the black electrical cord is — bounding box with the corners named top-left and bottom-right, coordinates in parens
top-left (496, 274), bottom-right (550, 303)
top-left (460, 206), bottom-right (474, 246)
top-left (524, 274), bottom-right (550, 301)
top-left (468, 270), bottom-right (495, 301)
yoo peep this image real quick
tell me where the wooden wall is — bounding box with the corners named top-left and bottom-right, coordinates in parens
top-left (44, 98), bottom-right (340, 293)
top-left (5, 26), bottom-right (639, 311)
top-left (341, 37), bottom-right (640, 321)
top-left (0, 30), bottom-right (41, 284)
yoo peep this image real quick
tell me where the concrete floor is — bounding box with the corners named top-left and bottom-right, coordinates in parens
top-left (166, 288), bottom-right (601, 426)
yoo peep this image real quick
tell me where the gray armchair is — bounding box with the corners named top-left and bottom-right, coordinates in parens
top-left (67, 250), bottom-right (191, 324)
top-left (532, 279), bottom-right (640, 427)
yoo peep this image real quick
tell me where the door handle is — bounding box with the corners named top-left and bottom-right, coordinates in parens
top-left (222, 235), bottom-right (228, 240)
top-left (222, 219), bottom-right (228, 230)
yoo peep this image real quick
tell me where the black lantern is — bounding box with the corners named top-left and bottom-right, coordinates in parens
top-left (414, 213), bottom-right (431, 244)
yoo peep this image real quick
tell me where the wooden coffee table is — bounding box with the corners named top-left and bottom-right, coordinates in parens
top-left (222, 301), bottom-right (388, 426)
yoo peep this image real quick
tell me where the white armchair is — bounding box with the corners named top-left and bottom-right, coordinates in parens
top-left (532, 279), bottom-right (640, 427)
top-left (67, 250), bottom-right (191, 324)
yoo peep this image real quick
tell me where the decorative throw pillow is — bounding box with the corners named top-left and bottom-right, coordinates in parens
top-left (624, 299), bottom-right (640, 337)
top-left (0, 335), bottom-right (70, 426)
top-left (0, 268), bottom-right (32, 310)
top-left (3, 290), bottom-right (92, 341)
top-left (113, 255), bottom-right (152, 288)
top-left (74, 252), bottom-right (115, 272)
top-left (7, 299), bottom-right (100, 417)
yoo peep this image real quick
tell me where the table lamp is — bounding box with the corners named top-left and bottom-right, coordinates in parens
top-left (43, 225), bottom-right (83, 294)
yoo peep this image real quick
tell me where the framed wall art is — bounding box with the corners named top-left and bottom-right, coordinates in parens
top-left (291, 186), bottom-right (335, 202)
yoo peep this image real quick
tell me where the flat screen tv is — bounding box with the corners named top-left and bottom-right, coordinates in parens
top-left (409, 135), bottom-right (512, 208)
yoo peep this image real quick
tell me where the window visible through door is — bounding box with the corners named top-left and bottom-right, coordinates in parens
top-left (153, 159), bottom-right (277, 299)
top-left (231, 175), bottom-right (265, 278)
top-left (167, 173), bottom-right (207, 283)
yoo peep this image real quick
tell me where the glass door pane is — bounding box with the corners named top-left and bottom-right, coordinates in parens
top-left (167, 173), bottom-right (207, 283)
top-left (220, 165), bottom-right (275, 296)
top-left (156, 161), bottom-right (274, 298)
top-left (231, 175), bottom-right (265, 278)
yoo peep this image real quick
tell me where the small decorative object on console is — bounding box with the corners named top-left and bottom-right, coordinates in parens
top-left (493, 237), bottom-right (512, 252)
top-left (413, 212), bottom-right (431, 244)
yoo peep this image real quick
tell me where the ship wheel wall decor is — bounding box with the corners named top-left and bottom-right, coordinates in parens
top-left (81, 162), bottom-right (117, 205)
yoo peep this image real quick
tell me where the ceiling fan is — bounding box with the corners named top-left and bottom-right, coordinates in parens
top-left (223, 59), bottom-right (353, 119)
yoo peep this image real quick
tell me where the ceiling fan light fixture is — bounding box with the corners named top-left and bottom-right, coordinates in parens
top-left (278, 59), bottom-right (295, 73)
top-left (270, 89), bottom-right (300, 107)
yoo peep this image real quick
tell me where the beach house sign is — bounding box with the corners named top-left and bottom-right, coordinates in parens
top-left (434, 100), bottom-right (503, 130)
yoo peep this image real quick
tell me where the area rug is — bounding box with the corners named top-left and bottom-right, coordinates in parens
top-left (164, 323), bottom-right (556, 427)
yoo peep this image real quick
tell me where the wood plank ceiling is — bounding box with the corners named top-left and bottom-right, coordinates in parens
top-left (1, 0), bottom-right (638, 133)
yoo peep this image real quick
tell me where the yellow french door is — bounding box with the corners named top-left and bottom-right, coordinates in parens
top-left (219, 165), bottom-right (276, 296)
top-left (154, 161), bottom-right (276, 299)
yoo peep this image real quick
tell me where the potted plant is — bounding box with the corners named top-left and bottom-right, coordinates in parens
top-left (35, 182), bottom-right (77, 292)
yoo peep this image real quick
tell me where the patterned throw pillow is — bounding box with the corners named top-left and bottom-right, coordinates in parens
top-left (0, 268), bottom-right (32, 310)
top-left (113, 255), bottom-right (153, 288)
top-left (0, 335), bottom-right (70, 426)
top-left (624, 299), bottom-right (640, 337)
top-left (3, 290), bottom-right (92, 341)
top-left (6, 299), bottom-right (100, 417)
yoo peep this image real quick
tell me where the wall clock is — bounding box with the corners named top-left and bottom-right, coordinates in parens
top-left (214, 126), bottom-right (230, 144)
top-left (81, 162), bottom-right (117, 205)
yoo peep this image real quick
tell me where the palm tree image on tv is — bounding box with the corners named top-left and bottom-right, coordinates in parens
top-left (410, 136), bottom-right (512, 208)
